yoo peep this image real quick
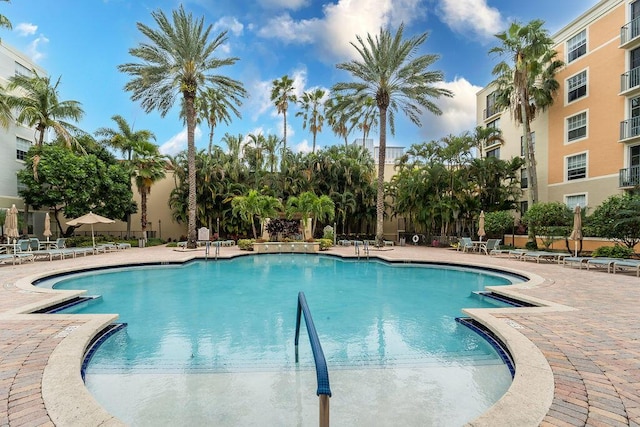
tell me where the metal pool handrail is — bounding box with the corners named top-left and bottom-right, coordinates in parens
top-left (295, 291), bottom-right (331, 427)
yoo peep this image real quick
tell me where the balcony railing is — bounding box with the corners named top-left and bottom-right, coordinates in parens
top-left (621, 67), bottom-right (640, 92)
top-left (620, 117), bottom-right (640, 140)
top-left (619, 165), bottom-right (640, 187)
top-left (621, 16), bottom-right (640, 45)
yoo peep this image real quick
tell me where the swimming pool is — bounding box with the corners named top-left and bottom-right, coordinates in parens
top-left (43, 254), bottom-right (522, 426)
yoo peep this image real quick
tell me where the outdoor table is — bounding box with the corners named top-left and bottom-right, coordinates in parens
top-left (471, 241), bottom-right (488, 253)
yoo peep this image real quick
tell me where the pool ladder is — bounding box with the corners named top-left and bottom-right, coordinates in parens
top-left (205, 241), bottom-right (220, 260)
top-left (354, 240), bottom-right (369, 259)
top-left (295, 291), bottom-right (331, 427)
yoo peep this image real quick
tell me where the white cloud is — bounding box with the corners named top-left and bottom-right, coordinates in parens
top-left (437, 0), bottom-right (503, 40)
top-left (257, 0), bottom-right (426, 62)
top-left (27, 35), bottom-right (49, 62)
top-left (159, 126), bottom-right (202, 156)
top-left (16, 22), bottom-right (37, 36)
top-left (213, 16), bottom-right (244, 36)
top-left (292, 138), bottom-right (311, 153)
top-left (418, 77), bottom-right (483, 141)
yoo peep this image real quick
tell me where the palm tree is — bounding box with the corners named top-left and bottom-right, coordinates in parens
top-left (263, 134), bottom-right (281, 174)
top-left (333, 24), bottom-right (452, 245)
top-left (310, 194), bottom-right (335, 238)
top-left (296, 88), bottom-right (326, 153)
top-left (95, 115), bottom-right (156, 161)
top-left (119, 5), bottom-right (245, 249)
top-left (4, 71), bottom-right (84, 147)
top-left (325, 95), bottom-right (352, 147)
top-left (286, 191), bottom-right (316, 240)
top-left (490, 19), bottom-right (563, 208)
top-left (131, 141), bottom-right (167, 242)
top-left (472, 125), bottom-right (503, 159)
top-left (197, 86), bottom-right (244, 155)
top-left (270, 75), bottom-right (296, 154)
top-left (232, 189), bottom-right (281, 239)
top-left (0, 1), bottom-right (12, 36)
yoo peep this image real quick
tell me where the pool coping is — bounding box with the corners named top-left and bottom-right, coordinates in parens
top-left (2, 249), bottom-right (570, 426)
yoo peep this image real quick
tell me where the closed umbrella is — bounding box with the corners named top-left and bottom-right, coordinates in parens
top-left (43, 212), bottom-right (52, 241)
top-left (66, 211), bottom-right (115, 249)
top-left (569, 205), bottom-right (582, 257)
top-left (478, 211), bottom-right (486, 242)
top-left (6, 204), bottom-right (19, 244)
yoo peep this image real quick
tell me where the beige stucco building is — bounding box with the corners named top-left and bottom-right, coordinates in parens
top-left (477, 0), bottom-right (639, 215)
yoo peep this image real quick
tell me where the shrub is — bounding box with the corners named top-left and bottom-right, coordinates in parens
top-left (592, 245), bottom-right (634, 259)
top-left (522, 202), bottom-right (572, 249)
top-left (588, 194), bottom-right (640, 249)
top-left (322, 225), bottom-right (334, 241)
top-left (484, 211), bottom-right (515, 239)
top-left (237, 239), bottom-right (255, 250)
top-left (317, 238), bottom-right (333, 250)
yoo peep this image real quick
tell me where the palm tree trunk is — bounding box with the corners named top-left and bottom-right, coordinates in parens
top-left (520, 101), bottom-right (537, 248)
top-left (375, 106), bottom-right (387, 246)
top-left (186, 93), bottom-right (198, 249)
top-left (141, 190), bottom-right (148, 242)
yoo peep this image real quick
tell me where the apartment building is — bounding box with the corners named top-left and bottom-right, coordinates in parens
top-left (476, 0), bottom-right (639, 215)
top-left (0, 42), bottom-right (47, 236)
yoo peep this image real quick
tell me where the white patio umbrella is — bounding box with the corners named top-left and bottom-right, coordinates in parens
top-left (66, 211), bottom-right (115, 248)
top-left (569, 205), bottom-right (582, 257)
top-left (43, 212), bottom-right (52, 241)
top-left (6, 204), bottom-right (19, 244)
top-left (478, 211), bottom-right (486, 242)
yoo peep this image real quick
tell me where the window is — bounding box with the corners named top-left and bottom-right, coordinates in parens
top-left (487, 118), bottom-right (500, 129)
top-left (566, 194), bottom-right (586, 211)
top-left (567, 112), bottom-right (587, 142)
top-left (567, 153), bottom-right (587, 180)
top-left (520, 168), bottom-right (528, 189)
top-left (16, 137), bottom-right (31, 160)
top-left (14, 61), bottom-right (32, 77)
top-left (520, 132), bottom-right (535, 157)
top-left (519, 201), bottom-right (528, 215)
top-left (567, 70), bottom-right (587, 102)
top-left (567, 30), bottom-right (586, 63)
top-left (485, 91), bottom-right (499, 118)
top-left (486, 147), bottom-right (500, 159)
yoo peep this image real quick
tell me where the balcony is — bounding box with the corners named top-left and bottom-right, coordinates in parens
top-left (619, 165), bottom-right (640, 188)
top-left (621, 67), bottom-right (640, 94)
top-left (620, 17), bottom-right (640, 48)
top-left (619, 117), bottom-right (640, 141)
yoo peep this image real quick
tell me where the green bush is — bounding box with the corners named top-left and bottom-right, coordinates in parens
top-left (592, 245), bottom-right (634, 259)
top-left (237, 239), bottom-right (254, 250)
top-left (484, 211), bottom-right (515, 239)
top-left (317, 238), bottom-right (333, 250)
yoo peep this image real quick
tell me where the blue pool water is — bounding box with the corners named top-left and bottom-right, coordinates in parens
top-left (44, 255), bottom-right (521, 426)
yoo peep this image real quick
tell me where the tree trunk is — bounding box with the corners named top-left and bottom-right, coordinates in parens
top-left (375, 106), bottom-right (387, 247)
top-left (186, 93), bottom-right (198, 249)
top-left (520, 101), bottom-right (538, 248)
top-left (141, 189), bottom-right (148, 242)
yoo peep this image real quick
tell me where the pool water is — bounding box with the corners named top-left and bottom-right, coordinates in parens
top-left (48, 254), bottom-right (518, 426)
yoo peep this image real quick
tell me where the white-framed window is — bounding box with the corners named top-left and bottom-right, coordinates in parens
top-left (16, 137), bottom-right (32, 161)
top-left (520, 132), bottom-right (535, 156)
top-left (567, 153), bottom-right (587, 181)
top-left (567, 70), bottom-right (587, 102)
top-left (567, 29), bottom-right (586, 63)
top-left (566, 194), bottom-right (586, 210)
top-left (14, 61), bottom-right (32, 77)
top-left (485, 91), bottom-right (499, 118)
top-left (567, 112), bottom-right (587, 142)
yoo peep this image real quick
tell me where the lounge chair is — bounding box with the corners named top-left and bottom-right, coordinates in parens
top-left (480, 239), bottom-right (501, 255)
top-left (611, 259), bottom-right (640, 277)
top-left (585, 257), bottom-right (618, 273)
top-left (16, 239), bottom-right (70, 261)
top-left (457, 237), bottom-right (474, 253)
top-left (507, 249), bottom-right (527, 259)
top-left (561, 256), bottom-right (592, 269)
top-left (521, 251), bottom-right (564, 263)
top-left (0, 251), bottom-right (34, 265)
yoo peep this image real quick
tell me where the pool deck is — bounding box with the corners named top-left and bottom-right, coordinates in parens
top-left (0, 244), bottom-right (639, 426)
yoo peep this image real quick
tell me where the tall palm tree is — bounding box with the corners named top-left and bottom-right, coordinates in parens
top-left (131, 141), bottom-right (166, 242)
top-left (263, 134), bottom-right (281, 174)
top-left (197, 86), bottom-right (244, 156)
top-left (490, 19), bottom-right (563, 208)
top-left (95, 115), bottom-right (156, 161)
top-left (270, 75), bottom-right (296, 154)
top-left (232, 189), bottom-right (281, 239)
top-left (119, 5), bottom-right (245, 248)
top-left (333, 24), bottom-right (452, 245)
top-left (325, 95), bottom-right (351, 147)
top-left (4, 71), bottom-right (84, 147)
top-left (95, 115), bottom-right (156, 237)
top-left (296, 88), bottom-right (326, 153)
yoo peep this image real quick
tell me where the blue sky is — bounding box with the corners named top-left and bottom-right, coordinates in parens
top-left (1, 0), bottom-right (600, 156)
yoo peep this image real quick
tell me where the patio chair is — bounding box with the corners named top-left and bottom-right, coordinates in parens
top-left (457, 237), bottom-right (474, 253)
top-left (612, 259), bottom-right (640, 277)
top-left (481, 239), bottom-right (501, 255)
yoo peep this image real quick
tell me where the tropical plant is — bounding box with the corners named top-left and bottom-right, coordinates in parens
top-left (119, 5), bottom-right (245, 248)
top-left (197, 86), bottom-right (244, 155)
top-left (325, 95), bottom-right (352, 146)
top-left (490, 20), bottom-right (563, 209)
top-left (472, 125), bottom-right (503, 159)
top-left (270, 75), bottom-right (296, 154)
top-left (231, 189), bottom-right (282, 239)
top-left (4, 71), bottom-right (84, 148)
top-left (131, 142), bottom-right (167, 241)
top-left (0, 0), bottom-right (12, 35)
top-left (296, 88), bottom-right (326, 153)
top-left (333, 24), bottom-right (452, 245)
top-left (588, 193), bottom-right (640, 249)
top-left (483, 210), bottom-right (515, 240)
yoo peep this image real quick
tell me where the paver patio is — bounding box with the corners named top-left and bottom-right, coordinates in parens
top-left (0, 244), bottom-right (638, 426)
